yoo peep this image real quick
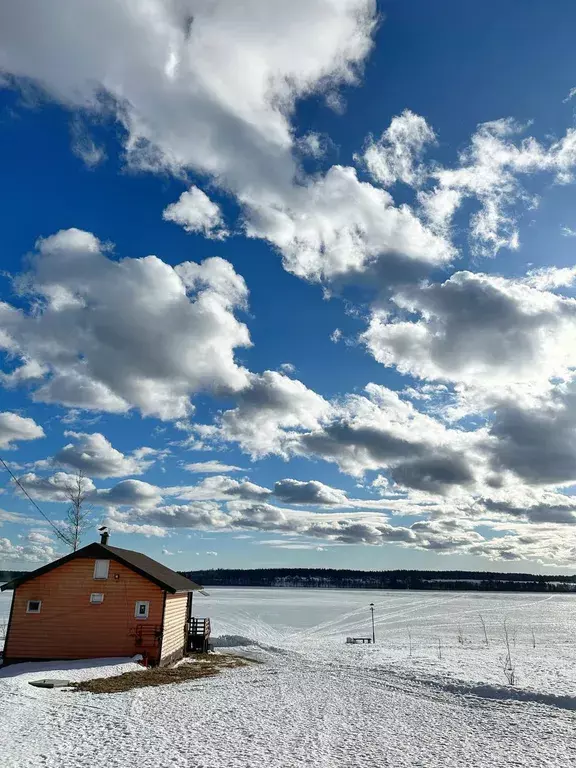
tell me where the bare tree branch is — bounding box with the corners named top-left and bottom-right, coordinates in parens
top-left (59, 470), bottom-right (94, 551)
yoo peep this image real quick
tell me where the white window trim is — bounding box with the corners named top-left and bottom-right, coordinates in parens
top-left (134, 601), bottom-right (150, 619)
top-left (26, 600), bottom-right (42, 614)
top-left (90, 593), bottom-right (105, 604)
top-left (93, 559), bottom-right (110, 580)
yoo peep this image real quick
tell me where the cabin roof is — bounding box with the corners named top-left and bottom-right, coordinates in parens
top-left (0, 542), bottom-right (202, 594)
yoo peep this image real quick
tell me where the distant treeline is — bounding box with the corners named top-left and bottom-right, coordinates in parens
top-left (0, 570), bottom-right (26, 583)
top-left (182, 568), bottom-right (576, 592)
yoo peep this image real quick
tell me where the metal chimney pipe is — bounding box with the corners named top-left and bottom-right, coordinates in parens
top-left (100, 528), bottom-right (110, 545)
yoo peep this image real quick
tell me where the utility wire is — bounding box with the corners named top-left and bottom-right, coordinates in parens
top-left (0, 455), bottom-right (65, 541)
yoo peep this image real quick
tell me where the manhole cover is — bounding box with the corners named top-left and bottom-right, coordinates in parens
top-left (29, 679), bottom-right (71, 689)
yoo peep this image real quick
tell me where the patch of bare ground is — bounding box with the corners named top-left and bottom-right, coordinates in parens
top-left (71, 654), bottom-right (254, 694)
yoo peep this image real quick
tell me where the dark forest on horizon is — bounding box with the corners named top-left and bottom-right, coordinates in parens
top-left (5, 567), bottom-right (576, 593)
top-left (182, 568), bottom-right (576, 592)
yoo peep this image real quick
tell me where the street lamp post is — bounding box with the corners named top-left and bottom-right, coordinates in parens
top-left (370, 602), bottom-right (375, 644)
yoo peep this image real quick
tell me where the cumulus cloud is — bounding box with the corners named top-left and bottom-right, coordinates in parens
top-left (107, 501), bottom-right (229, 532)
top-left (183, 461), bottom-right (243, 474)
top-left (429, 117), bottom-right (576, 255)
top-left (96, 472), bottom-right (576, 565)
top-left (0, 412), bottom-right (44, 450)
top-left (0, 0), bottom-right (376, 193)
top-left (167, 475), bottom-right (271, 502)
top-left (0, 535), bottom-right (60, 564)
top-left (273, 479), bottom-right (348, 505)
top-left (216, 371), bottom-right (331, 456)
top-left (17, 472), bottom-right (97, 503)
top-left (0, 229), bottom-right (251, 419)
top-left (54, 432), bottom-right (158, 478)
top-left (525, 265), bottom-right (576, 290)
top-left (16, 472), bottom-right (165, 511)
top-left (102, 519), bottom-right (168, 538)
top-left (466, 527), bottom-right (576, 566)
top-left (486, 379), bottom-right (576, 486)
top-left (91, 479), bottom-right (163, 509)
top-left (163, 186), bottom-right (228, 239)
top-left (363, 110), bottom-right (436, 188)
top-left (244, 165), bottom-right (454, 285)
top-left (291, 384), bottom-right (483, 491)
top-left (209, 378), bottom-right (486, 493)
top-left (362, 271), bottom-right (576, 390)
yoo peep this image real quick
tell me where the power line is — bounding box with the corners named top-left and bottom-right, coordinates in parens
top-left (0, 455), bottom-right (65, 541)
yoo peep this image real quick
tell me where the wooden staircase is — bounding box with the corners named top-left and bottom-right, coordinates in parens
top-left (186, 617), bottom-right (211, 653)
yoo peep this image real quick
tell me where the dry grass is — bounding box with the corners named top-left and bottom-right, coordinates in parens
top-left (71, 654), bottom-right (253, 694)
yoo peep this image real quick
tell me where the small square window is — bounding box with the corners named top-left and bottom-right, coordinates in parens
top-left (90, 593), bottom-right (104, 604)
top-left (26, 600), bottom-right (42, 614)
top-left (135, 601), bottom-right (149, 619)
top-left (93, 560), bottom-right (110, 580)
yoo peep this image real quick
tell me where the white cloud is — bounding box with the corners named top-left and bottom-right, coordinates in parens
top-left (183, 461), bottom-right (243, 474)
top-left (362, 109), bottom-right (436, 188)
top-left (362, 271), bottom-right (576, 391)
top-left (91, 479), bottom-right (163, 509)
top-left (0, 228), bottom-right (251, 420)
top-left (0, 535), bottom-right (60, 564)
top-left (54, 431), bottom-right (158, 477)
top-left (95, 468), bottom-right (576, 565)
top-left (167, 475), bottom-right (271, 502)
top-left (107, 501), bottom-right (229, 531)
top-left (212, 379), bottom-right (485, 492)
top-left (432, 118), bottom-right (576, 255)
top-left (296, 132), bottom-right (327, 159)
top-left (244, 165), bottom-right (454, 285)
top-left (70, 116), bottom-right (106, 168)
top-left (16, 472), bottom-right (165, 512)
top-left (0, 412), bottom-right (45, 449)
top-left (0, 0), bottom-right (376, 194)
top-left (0, 508), bottom-right (47, 527)
top-left (273, 479), bottom-right (348, 505)
top-left (290, 384), bottom-right (484, 489)
top-left (0, 359), bottom-right (47, 387)
top-left (525, 264), bottom-right (576, 290)
top-left (163, 186), bottom-right (228, 239)
top-left (102, 519), bottom-right (167, 538)
top-left (487, 378), bottom-right (576, 486)
top-left (216, 371), bottom-right (331, 456)
top-left (17, 472), bottom-right (97, 503)
top-left (25, 530), bottom-right (54, 545)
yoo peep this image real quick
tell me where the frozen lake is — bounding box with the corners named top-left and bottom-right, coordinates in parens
top-left (205, 587), bottom-right (576, 695)
top-left (2, 587), bottom-right (576, 767)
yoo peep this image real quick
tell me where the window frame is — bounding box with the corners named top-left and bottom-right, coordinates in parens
top-left (93, 559), bottom-right (110, 580)
top-left (26, 599), bottom-right (42, 614)
top-left (90, 593), bottom-right (105, 604)
top-left (134, 600), bottom-right (150, 619)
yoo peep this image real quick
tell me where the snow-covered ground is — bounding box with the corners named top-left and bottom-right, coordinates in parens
top-left (2, 587), bottom-right (576, 767)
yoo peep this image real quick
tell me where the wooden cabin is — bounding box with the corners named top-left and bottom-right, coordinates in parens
top-left (0, 532), bottom-right (210, 667)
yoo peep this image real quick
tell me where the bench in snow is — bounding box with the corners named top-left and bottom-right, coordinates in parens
top-left (346, 637), bottom-right (372, 644)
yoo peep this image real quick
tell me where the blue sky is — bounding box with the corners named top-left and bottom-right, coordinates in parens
top-left (2, 1), bottom-right (576, 572)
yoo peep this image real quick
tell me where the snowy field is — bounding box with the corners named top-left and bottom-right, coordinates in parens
top-left (2, 587), bottom-right (576, 767)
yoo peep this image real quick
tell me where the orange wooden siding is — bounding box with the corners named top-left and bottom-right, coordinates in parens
top-left (160, 593), bottom-right (188, 662)
top-left (6, 557), bottom-right (164, 663)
